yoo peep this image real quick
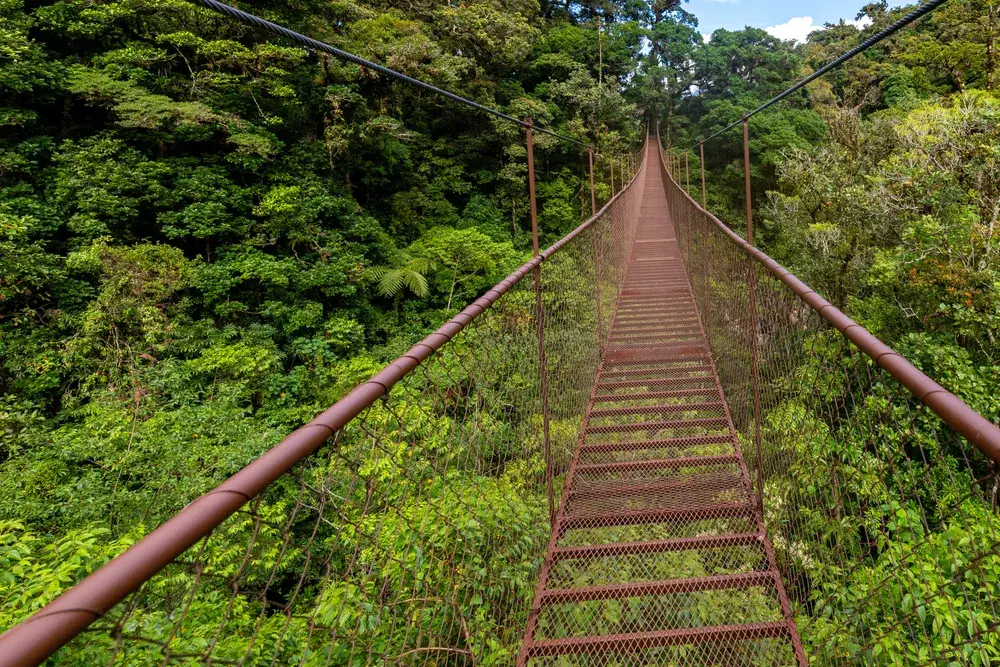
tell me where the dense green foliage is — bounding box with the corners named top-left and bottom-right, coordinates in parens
top-left (3, 0), bottom-right (1000, 663)
top-left (0, 0), bottom-right (644, 531)
top-left (657, 0), bottom-right (999, 438)
top-left (0, 0), bottom-right (646, 660)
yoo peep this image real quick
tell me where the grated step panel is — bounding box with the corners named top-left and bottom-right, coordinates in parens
top-left (591, 389), bottom-right (722, 402)
top-left (534, 588), bottom-right (786, 642)
top-left (525, 624), bottom-right (795, 663)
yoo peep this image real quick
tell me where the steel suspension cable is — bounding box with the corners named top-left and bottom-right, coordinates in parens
top-left (190, 0), bottom-right (591, 148)
top-left (692, 0), bottom-right (949, 149)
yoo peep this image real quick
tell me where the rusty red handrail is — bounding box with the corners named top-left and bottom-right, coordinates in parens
top-left (0, 144), bottom-right (648, 667)
top-left (656, 135), bottom-right (1000, 466)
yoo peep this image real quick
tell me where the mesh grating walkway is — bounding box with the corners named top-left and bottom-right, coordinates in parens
top-left (517, 143), bottom-right (808, 666)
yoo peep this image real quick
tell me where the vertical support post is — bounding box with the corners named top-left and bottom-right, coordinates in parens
top-left (665, 135), bottom-right (671, 177)
top-left (741, 137), bottom-right (810, 667)
top-left (589, 148), bottom-right (603, 353)
top-left (743, 118), bottom-right (753, 244)
top-left (526, 118), bottom-right (554, 527)
top-left (699, 140), bottom-right (707, 208)
top-left (610, 154), bottom-right (615, 196)
top-left (685, 151), bottom-right (690, 193)
top-left (700, 139), bottom-right (710, 347)
top-left (588, 148), bottom-right (597, 216)
top-left (743, 115), bottom-right (764, 514)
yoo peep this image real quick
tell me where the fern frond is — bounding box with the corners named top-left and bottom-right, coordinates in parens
top-left (403, 270), bottom-right (429, 298)
top-left (408, 257), bottom-right (432, 274)
top-left (378, 269), bottom-right (405, 297)
top-left (366, 265), bottom-right (388, 281)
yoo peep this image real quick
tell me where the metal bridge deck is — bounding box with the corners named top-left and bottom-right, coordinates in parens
top-left (518, 144), bottom-right (807, 666)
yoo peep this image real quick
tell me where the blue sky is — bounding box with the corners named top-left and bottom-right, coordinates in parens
top-left (686, 0), bottom-right (872, 42)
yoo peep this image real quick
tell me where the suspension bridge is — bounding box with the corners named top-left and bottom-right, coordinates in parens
top-left (3, 0), bottom-right (1000, 665)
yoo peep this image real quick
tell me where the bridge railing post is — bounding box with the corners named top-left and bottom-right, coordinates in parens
top-left (589, 148), bottom-right (604, 354)
top-left (743, 114), bottom-right (764, 514)
top-left (588, 148), bottom-right (597, 215)
top-left (608, 153), bottom-right (615, 197)
top-left (525, 117), bottom-right (554, 527)
top-left (699, 140), bottom-right (707, 208)
top-left (700, 138), bottom-right (711, 351)
top-left (685, 151), bottom-right (690, 194)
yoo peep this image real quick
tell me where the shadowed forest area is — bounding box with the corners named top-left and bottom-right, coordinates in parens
top-left (2, 0), bottom-right (999, 663)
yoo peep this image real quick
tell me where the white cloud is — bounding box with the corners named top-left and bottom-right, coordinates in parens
top-left (765, 16), bottom-right (819, 43)
top-left (766, 15), bottom-right (875, 43)
top-left (701, 32), bottom-right (712, 43)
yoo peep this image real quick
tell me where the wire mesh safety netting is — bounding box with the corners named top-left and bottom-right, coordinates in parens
top-left (661, 142), bottom-right (1000, 665)
top-left (516, 149), bottom-right (806, 667)
top-left (1, 155), bottom-right (645, 665)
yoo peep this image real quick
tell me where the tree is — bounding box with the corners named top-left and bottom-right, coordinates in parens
top-left (366, 253), bottom-right (430, 299)
top-left (408, 227), bottom-right (520, 311)
top-left (648, 2), bottom-right (699, 138)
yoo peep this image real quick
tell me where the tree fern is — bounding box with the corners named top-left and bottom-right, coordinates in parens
top-left (366, 254), bottom-right (430, 298)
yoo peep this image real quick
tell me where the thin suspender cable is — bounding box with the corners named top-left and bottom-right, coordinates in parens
top-left (692, 0), bottom-right (949, 149)
top-left (191, 0), bottom-right (591, 148)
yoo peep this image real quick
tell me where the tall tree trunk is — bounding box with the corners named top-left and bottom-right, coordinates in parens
top-left (653, 8), bottom-right (664, 61)
top-left (447, 275), bottom-right (456, 312)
